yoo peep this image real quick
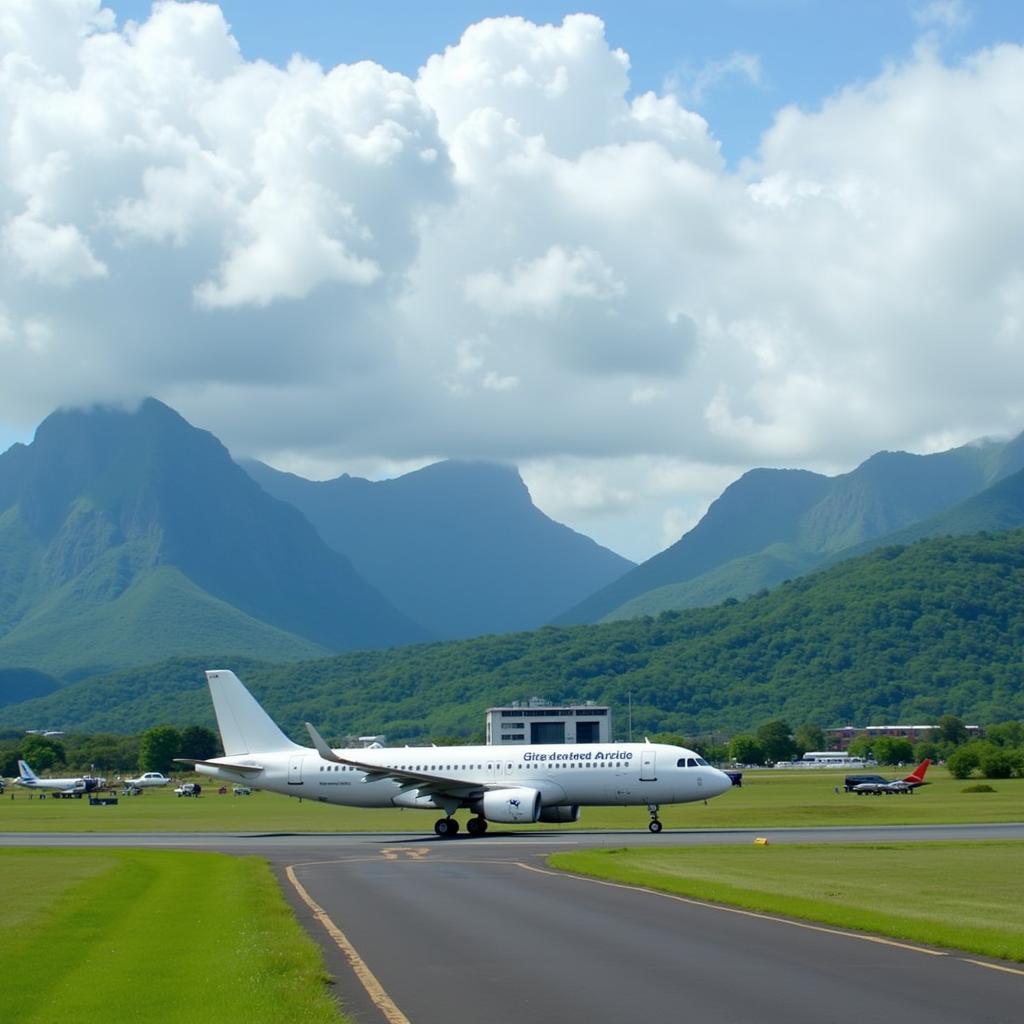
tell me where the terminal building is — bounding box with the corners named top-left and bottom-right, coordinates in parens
top-left (485, 700), bottom-right (612, 745)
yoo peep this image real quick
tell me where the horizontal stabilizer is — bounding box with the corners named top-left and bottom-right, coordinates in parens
top-left (173, 757), bottom-right (264, 775)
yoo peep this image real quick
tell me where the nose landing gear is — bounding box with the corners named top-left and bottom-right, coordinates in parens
top-left (647, 803), bottom-right (662, 833)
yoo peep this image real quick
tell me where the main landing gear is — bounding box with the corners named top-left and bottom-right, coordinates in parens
top-left (647, 803), bottom-right (663, 833)
top-left (434, 816), bottom-right (490, 838)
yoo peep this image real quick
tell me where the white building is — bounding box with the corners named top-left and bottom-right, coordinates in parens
top-left (485, 700), bottom-right (612, 745)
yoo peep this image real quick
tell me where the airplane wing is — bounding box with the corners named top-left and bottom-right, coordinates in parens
top-left (304, 723), bottom-right (498, 795)
top-left (173, 757), bottom-right (264, 775)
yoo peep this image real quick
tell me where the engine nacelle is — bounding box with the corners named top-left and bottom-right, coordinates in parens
top-left (482, 787), bottom-right (542, 823)
top-left (538, 804), bottom-right (580, 823)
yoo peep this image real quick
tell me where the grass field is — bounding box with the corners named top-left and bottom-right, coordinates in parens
top-left (0, 847), bottom-right (348, 1024)
top-left (1, 767), bottom-right (1021, 833)
top-left (2, 769), bottom-right (1021, 1015)
top-left (549, 841), bottom-right (1024, 963)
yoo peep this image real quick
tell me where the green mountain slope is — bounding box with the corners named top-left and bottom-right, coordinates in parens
top-left (0, 564), bottom-right (328, 679)
top-left (0, 399), bottom-right (428, 679)
top-left (564, 435), bottom-right (1024, 623)
top-left (4, 529), bottom-right (1022, 737)
top-left (243, 458), bottom-right (633, 639)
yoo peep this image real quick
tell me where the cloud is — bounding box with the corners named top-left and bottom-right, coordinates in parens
top-left (914, 1), bottom-right (972, 33)
top-left (0, 3), bottom-right (1022, 559)
top-left (665, 51), bottom-right (765, 109)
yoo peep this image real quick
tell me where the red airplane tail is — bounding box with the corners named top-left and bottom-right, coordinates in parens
top-left (902, 758), bottom-right (931, 786)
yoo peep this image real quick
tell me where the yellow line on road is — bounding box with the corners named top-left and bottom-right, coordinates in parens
top-left (961, 959), bottom-right (1024, 977)
top-left (285, 864), bottom-right (411, 1024)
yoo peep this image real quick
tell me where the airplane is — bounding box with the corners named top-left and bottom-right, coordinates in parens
top-left (175, 669), bottom-right (734, 836)
top-left (122, 771), bottom-right (172, 790)
top-left (14, 759), bottom-right (105, 796)
top-left (846, 758), bottom-right (931, 795)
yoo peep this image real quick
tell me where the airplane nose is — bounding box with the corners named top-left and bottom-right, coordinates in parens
top-left (709, 769), bottom-right (733, 796)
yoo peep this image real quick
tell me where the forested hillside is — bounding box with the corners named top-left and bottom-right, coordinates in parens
top-left (0, 399), bottom-right (426, 679)
top-left (558, 433), bottom-right (1024, 623)
top-left (2, 529), bottom-right (1023, 740)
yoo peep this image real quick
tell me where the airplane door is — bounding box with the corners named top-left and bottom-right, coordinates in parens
top-left (640, 749), bottom-right (657, 781)
top-left (288, 755), bottom-right (304, 785)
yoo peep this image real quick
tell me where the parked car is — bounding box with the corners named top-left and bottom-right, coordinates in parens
top-left (174, 782), bottom-right (202, 797)
top-left (232, 785), bottom-right (252, 796)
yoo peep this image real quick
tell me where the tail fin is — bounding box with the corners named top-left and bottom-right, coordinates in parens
top-left (903, 758), bottom-right (931, 785)
top-left (17, 759), bottom-right (36, 781)
top-left (205, 670), bottom-right (302, 756)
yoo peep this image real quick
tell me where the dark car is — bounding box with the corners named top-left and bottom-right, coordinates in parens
top-left (844, 773), bottom-right (888, 792)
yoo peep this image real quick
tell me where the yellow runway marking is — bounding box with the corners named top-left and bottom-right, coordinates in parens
top-left (961, 959), bottom-right (1024, 977)
top-left (285, 864), bottom-right (411, 1024)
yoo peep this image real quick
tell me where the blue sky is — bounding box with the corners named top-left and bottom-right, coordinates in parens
top-left (2, 1), bottom-right (1023, 560)
top-left (102, 0), bottom-right (1022, 164)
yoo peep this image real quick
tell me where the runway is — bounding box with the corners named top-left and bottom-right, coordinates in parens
top-left (4, 826), bottom-right (1022, 1023)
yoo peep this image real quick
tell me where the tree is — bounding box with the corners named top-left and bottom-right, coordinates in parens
top-left (20, 735), bottom-right (65, 771)
top-left (979, 747), bottom-right (1016, 779)
top-left (139, 726), bottom-right (182, 773)
top-left (729, 734), bottom-right (766, 766)
top-left (179, 725), bottom-right (219, 761)
top-left (846, 735), bottom-right (873, 760)
top-left (986, 721), bottom-right (1024, 748)
top-left (793, 723), bottom-right (825, 756)
top-left (756, 719), bottom-right (798, 763)
top-left (946, 744), bottom-right (981, 779)
top-left (871, 736), bottom-right (915, 765)
top-left (937, 715), bottom-right (969, 745)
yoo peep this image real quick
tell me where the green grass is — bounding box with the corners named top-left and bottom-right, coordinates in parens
top-left (0, 848), bottom-right (347, 1024)
top-left (549, 841), bottom-right (1024, 963)
top-left (1, 767), bottom-right (1021, 833)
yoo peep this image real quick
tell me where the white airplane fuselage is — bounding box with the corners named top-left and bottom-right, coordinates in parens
top-left (183, 670), bottom-right (733, 835)
top-left (194, 742), bottom-right (730, 811)
top-left (15, 760), bottom-right (104, 794)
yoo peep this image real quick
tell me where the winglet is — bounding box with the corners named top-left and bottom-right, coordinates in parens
top-left (305, 722), bottom-right (345, 764)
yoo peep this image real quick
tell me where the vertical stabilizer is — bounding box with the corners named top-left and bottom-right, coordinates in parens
top-left (17, 760), bottom-right (36, 781)
top-left (903, 758), bottom-right (931, 785)
top-left (205, 670), bottom-right (302, 756)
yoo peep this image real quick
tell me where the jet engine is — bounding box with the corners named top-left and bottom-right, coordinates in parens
top-left (482, 787), bottom-right (542, 823)
top-left (538, 804), bottom-right (580, 823)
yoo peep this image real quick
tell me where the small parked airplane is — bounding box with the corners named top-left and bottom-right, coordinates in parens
top-left (176, 669), bottom-right (734, 836)
top-left (847, 758), bottom-right (931, 794)
top-left (14, 759), bottom-right (105, 795)
top-left (123, 771), bottom-right (172, 789)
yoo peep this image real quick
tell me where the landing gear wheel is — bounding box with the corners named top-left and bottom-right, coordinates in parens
top-left (646, 802), bottom-right (662, 833)
top-left (466, 817), bottom-right (488, 836)
top-left (434, 817), bottom-right (459, 837)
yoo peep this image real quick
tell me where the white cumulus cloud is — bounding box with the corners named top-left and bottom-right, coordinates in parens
top-left (0, 3), bottom-right (1022, 560)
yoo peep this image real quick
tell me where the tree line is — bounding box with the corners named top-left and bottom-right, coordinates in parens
top-left (0, 724), bottom-right (219, 778)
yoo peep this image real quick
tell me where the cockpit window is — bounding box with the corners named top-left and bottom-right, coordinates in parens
top-left (678, 757), bottom-right (700, 767)
top-left (695, 757), bottom-right (709, 766)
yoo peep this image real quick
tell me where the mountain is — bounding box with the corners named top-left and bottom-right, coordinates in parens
top-left (242, 458), bottom-right (633, 639)
top-left (558, 434), bottom-right (1024, 623)
top-left (846, 464), bottom-right (1024, 551)
top-left (3, 528), bottom-right (1022, 737)
top-left (0, 399), bottom-right (427, 679)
